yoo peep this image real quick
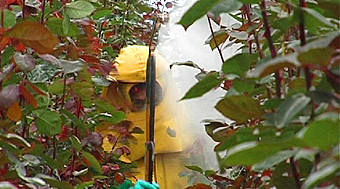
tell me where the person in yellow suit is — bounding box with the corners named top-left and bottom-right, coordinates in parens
top-left (97, 45), bottom-right (191, 188)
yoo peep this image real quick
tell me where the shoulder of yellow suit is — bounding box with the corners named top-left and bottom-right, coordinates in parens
top-left (106, 45), bottom-right (169, 83)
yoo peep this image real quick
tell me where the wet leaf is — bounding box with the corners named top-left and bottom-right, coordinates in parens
top-left (35, 110), bottom-right (62, 136)
top-left (83, 152), bottom-right (103, 173)
top-left (170, 61), bottom-right (202, 70)
top-left (247, 54), bottom-right (301, 78)
top-left (301, 163), bottom-right (340, 189)
top-left (0, 181), bottom-right (18, 189)
top-left (298, 47), bottom-right (334, 66)
top-left (303, 113), bottom-right (339, 150)
top-left (273, 94), bottom-right (311, 128)
top-left (70, 135), bottom-right (82, 151)
top-left (222, 53), bottom-right (258, 77)
top-left (6, 102), bottom-right (22, 122)
top-left (60, 109), bottom-right (85, 130)
top-left (209, 0), bottom-right (242, 17)
top-left (65, 1), bottom-right (96, 18)
top-left (4, 21), bottom-right (59, 54)
top-left (252, 149), bottom-right (298, 172)
top-left (215, 95), bottom-right (264, 124)
top-left (181, 72), bottom-right (223, 100)
top-left (177, 0), bottom-right (224, 30)
top-left (59, 59), bottom-right (85, 74)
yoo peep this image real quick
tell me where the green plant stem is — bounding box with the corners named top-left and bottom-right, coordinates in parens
top-left (260, 0), bottom-right (282, 98)
top-left (41, 0), bottom-right (46, 24)
top-left (207, 15), bottom-right (225, 63)
top-left (244, 5), bottom-right (264, 59)
top-left (290, 157), bottom-right (302, 189)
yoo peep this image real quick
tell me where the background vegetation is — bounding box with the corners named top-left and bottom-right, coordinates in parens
top-left (176, 0), bottom-right (340, 189)
top-left (0, 0), bottom-right (339, 189)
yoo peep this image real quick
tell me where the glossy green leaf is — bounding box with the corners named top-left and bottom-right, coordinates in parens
top-left (35, 110), bottom-right (62, 136)
top-left (303, 113), bottom-right (340, 150)
top-left (209, 0), bottom-right (242, 17)
top-left (70, 135), bottom-right (82, 151)
top-left (252, 149), bottom-right (298, 172)
top-left (298, 47), bottom-right (334, 66)
top-left (223, 142), bottom-right (279, 166)
top-left (92, 9), bottom-right (112, 20)
top-left (0, 9), bottom-right (16, 28)
top-left (177, 0), bottom-right (224, 30)
top-left (83, 152), bottom-right (103, 173)
top-left (181, 72), bottom-right (223, 100)
top-left (61, 109), bottom-right (85, 130)
top-left (273, 94), bottom-right (311, 128)
top-left (47, 17), bottom-right (79, 37)
top-left (215, 95), bottom-right (264, 124)
top-left (70, 82), bottom-right (93, 100)
top-left (222, 53), bottom-right (258, 77)
top-left (28, 63), bottom-right (61, 83)
top-left (65, 1), bottom-right (95, 18)
top-left (215, 128), bottom-right (258, 151)
top-left (247, 54), bottom-right (301, 78)
top-left (233, 79), bottom-right (255, 93)
top-left (185, 165), bottom-right (203, 174)
top-left (301, 163), bottom-right (340, 189)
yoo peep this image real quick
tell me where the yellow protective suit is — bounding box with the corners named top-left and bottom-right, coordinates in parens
top-left (97, 45), bottom-right (191, 188)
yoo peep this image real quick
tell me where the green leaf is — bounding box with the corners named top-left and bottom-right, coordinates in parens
top-left (0, 9), bottom-right (16, 28)
top-left (263, 98), bottom-right (284, 110)
top-left (247, 54), bottom-right (301, 78)
top-left (76, 181), bottom-right (95, 189)
top-left (223, 141), bottom-right (279, 166)
top-left (92, 9), bottom-right (112, 20)
top-left (70, 135), bottom-right (82, 151)
top-left (301, 163), bottom-right (340, 189)
top-left (215, 95), bottom-right (264, 124)
top-left (61, 109), bottom-right (85, 130)
top-left (209, 0), bottom-right (243, 17)
top-left (82, 152), bottom-right (103, 173)
top-left (62, 13), bottom-right (70, 35)
top-left (0, 181), bottom-right (18, 189)
top-left (235, 0), bottom-right (261, 4)
top-left (252, 149), bottom-right (298, 172)
top-left (65, 1), bottom-right (96, 18)
top-left (177, 0), bottom-right (224, 30)
top-left (28, 63), bottom-right (61, 83)
top-left (215, 128), bottom-right (258, 151)
top-left (94, 100), bottom-right (116, 113)
top-left (273, 94), bottom-right (311, 128)
top-left (70, 82), bottom-right (93, 100)
top-left (298, 47), bottom-right (334, 66)
top-left (47, 17), bottom-right (79, 37)
top-left (181, 72), bottom-right (223, 100)
top-left (318, 0), bottom-right (340, 18)
top-left (185, 165), bottom-right (203, 174)
top-left (222, 53), bottom-right (258, 77)
top-left (233, 79), bottom-right (255, 93)
top-left (35, 110), bottom-right (62, 136)
top-left (303, 113), bottom-right (340, 150)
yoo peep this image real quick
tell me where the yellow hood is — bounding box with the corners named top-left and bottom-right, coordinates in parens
top-left (98, 45), bottom-right (189, 162)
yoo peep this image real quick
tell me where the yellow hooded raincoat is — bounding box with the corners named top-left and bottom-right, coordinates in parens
top-left (97, 45), bottom-right (190, 188)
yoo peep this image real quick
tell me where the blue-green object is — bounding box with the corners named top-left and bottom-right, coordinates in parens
top-left (119, 180), bottom-right (160, 189)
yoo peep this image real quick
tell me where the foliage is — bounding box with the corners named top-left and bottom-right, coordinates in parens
top-left (0, 0), bottom-right (164, 188)
top-left (176, 0), bottom-right (340, 189)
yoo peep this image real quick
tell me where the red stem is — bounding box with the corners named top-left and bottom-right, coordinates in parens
top-left (290, 157), bottom-right (302, 189)
top-left (22, 0), bottom-right (25, 20)
top-left (244, 5), bottom-right (265, 59)
top-left (261, 0), bottom-right (282, 98)
top-left (1, 10), bottom-right (4, 28)
top-left (41, 0), bottom-right (46, 24)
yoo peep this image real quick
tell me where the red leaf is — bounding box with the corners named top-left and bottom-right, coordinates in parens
top-left (6, 102), bottom-right (22, 122)
top-left (19, 84), bottom-right (38, 108)
top-left (4, 21), bottom-right (59, 54)
top-left (80, 55), bottom-right (101, 65)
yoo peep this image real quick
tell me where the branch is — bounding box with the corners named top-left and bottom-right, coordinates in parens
top-left (260, 0), bottom-right (283, 98)
top-left (290, 157), bottom-right (302, 189)
top-left (206, 15), bottom-right (225, 63)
